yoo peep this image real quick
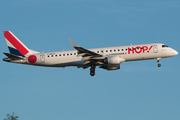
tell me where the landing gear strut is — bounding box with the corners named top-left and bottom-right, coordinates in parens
top-left (157, 58), bottom-right (162, 67)
top-left (90, 65), bottom-right (96, 76)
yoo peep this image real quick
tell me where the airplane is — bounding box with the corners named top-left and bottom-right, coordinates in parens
top-left (3, 31), bottom-right (178, 76)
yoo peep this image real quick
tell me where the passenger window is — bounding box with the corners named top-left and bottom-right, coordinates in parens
top-left (59, 54), bottom-right (61, 56)
top-left (55, 55), bottom-right (57, 57)
top-left (52, 55), bottom-right (53, 57)
top-left (70, 53), bottom-right (72, 55)
top-left (106, 50), bottom-right (108, 52)
top-left (118, 49), bottom-right (120, 51)
top-left (110, 50), bottom-right (112, 52)
top-left (67, 54), bottom-right (69, 56)
top-left (126, 49), bottom-right (127, 51)
top-left (63, 54), bottom-right (65, 56)
top-left (97, 51), bottom-right (99, 53)
top-left (48, 55), bottom-right (49, 57)
top-left (122, 49), bottom-right (124, 51)
top-left (114, 50), bottom-right (116, 52)
top-left (74, 53), bottom-right (76, 55)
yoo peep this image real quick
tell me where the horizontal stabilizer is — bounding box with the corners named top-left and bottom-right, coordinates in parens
top-left (3, 52), bottom-right (25, 60)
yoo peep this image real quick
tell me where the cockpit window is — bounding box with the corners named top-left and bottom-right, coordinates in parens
top-left (162, 45), bottom-right (169, 48)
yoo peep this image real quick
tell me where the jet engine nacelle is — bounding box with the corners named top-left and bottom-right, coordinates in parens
top-left (107, 64), bottom-right (120, 70)
top-left (104, 56), bottom-right (125, 65)
top-left (99, 64), bottom-right (120, 70)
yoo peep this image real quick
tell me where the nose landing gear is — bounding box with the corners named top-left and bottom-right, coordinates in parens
top-left (157, 58), bottom-right (162, 67)
top-left (158, 63), bottom-right (161, 67)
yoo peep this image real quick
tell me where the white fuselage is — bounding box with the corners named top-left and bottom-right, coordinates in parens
top-left (22, 43), bottom-right (177, 67)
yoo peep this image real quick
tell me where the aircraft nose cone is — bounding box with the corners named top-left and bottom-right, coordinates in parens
top-left (173, 50), bottom-right (178, 56)
top-left (175, 50), bottom-right (178, 55)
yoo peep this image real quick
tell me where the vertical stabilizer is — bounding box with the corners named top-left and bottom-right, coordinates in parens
top-left (3, 31), bottom-right (39, 56)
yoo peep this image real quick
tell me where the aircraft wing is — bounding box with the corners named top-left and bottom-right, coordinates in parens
top-left (68, 39), bottom-right (105, 65)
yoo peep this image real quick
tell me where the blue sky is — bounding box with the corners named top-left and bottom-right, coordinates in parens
top-left (0, 0), bottom-right (180, 120)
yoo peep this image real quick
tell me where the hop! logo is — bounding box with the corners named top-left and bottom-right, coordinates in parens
top-left (128, 46), bottom-right (153, 54)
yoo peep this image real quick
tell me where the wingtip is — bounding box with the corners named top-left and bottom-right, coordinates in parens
top-left (68, 38), bottom-right (73, 44)
top-left (68, 38), bottom-right (79, 47)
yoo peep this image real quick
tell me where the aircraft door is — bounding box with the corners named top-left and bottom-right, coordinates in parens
top-left (40, 54), bottom-right (45, 63)
top-left (153, 45), bottom-right (158, 53)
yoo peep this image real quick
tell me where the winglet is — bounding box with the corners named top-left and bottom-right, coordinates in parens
top-left (68, 39), bottom-right (80, 48)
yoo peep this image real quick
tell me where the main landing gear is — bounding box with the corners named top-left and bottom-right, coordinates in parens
top-left (90, 65), bottom-right (96, 76)
top-left (157, 58), bottom-right (162, 67)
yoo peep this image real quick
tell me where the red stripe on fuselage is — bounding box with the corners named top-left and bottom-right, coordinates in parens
top-left (4, 31), bottom-right (29, 55)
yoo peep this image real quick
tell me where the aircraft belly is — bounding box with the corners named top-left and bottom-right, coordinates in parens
top-left (124, 53), bottom-right (159, 61)
top-left (57, 60), bottom-right (84, 67)
top-left (41, 57), bottom-right (84, 67)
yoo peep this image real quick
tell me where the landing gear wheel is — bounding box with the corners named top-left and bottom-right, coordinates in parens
top-left (90, 65), bottom-right (96, 76)
top-left (90, 67), bottom-right (95, 72)
top-left (157, 58), bottom-right (162, 68)
top-left (158, 64), bottom-right (161, 67)
top-left (90, 71), bottom-right (95, 76)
